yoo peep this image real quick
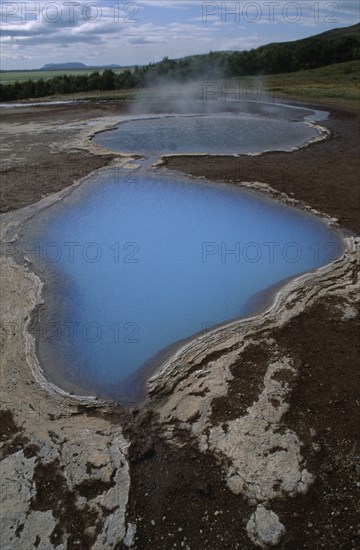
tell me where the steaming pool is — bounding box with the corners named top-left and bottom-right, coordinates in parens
top-left (23, 102), bottom-right (344, 402)
top-left (93, 112), bottom-right (321, 155)
top-left (28, 169), bottom-right (344, 402)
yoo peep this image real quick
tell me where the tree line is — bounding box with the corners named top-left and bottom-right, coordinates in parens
top-left (0, 69), bottom-right (138, 101)
top-left (1, 30), bottom-right (359, 101)
top-left (230, 33), bottom-right (360, 76)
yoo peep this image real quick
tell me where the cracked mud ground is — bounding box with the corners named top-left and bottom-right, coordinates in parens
top-left (0, 101), bottom-right (359, 549)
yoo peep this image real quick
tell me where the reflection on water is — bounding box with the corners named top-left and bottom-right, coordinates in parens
top-left (94, 112), bottom-right (319, 155)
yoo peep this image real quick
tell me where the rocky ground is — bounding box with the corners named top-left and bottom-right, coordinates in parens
top-left (0, 99), bottom-right (359, 549)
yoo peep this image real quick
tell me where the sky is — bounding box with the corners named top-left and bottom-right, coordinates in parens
top-left (1, 0), bottom-right (359, 70)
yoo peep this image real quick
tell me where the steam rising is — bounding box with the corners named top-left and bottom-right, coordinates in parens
top-left (128, 73), bottom-right (307, 119)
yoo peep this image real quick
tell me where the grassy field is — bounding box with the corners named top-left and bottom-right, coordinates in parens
top-left (264, 60), bottom-right (360, 111)
top-left (82, 61), bottom-right (360, 112)
top-left (0, 67), bottom-right (129, 85)
top-left (2, 61), bottom-right (359, 112)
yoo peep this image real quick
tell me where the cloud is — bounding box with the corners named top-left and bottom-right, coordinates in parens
top-left (1, 53), bottom-right (32, 60)
top-left (219, 34), bottom-right (264, 51)
top-left (137, 0), bottom-right (205, 8)
top-left (0, 0), bottom-right (359, 70)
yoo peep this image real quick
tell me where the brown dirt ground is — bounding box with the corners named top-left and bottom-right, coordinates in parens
top-left (1, 100), bottom-right (359, 549)
top-left (122, 296), bottom-right (359, 550)
top-left (0, 102), bottom-right (129, 213)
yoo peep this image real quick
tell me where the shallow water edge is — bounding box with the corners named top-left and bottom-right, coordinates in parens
top-left (0, 101), bottom-right (353, 407)
top-left (89, 107), bottom-right (331, 160)
top-left (0, 150), bottom-right (355, 407)
top-left (1, 97), bottom-right (359, 550)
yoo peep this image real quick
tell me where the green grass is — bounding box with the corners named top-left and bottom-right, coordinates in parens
top-left (82, 61), bottom-right (360, 112)
top-left (263, 60), bottom-right (360, 111)
top-left (85, 91), bottom-right (138, 101)
top-left (0, 67), bottom-right (129, 85)
top-left (225, 61), bottom-right (359, 111)
top-left (2, 60), bottom-right (359, 112)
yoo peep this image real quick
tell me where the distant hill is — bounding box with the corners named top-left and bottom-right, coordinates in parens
top-left (41, 62), bottom-right (87, 70)
top-left (227, 22), bottom-right (360, 75)
top-left (1, 23), bottom-right (359, 101)
top-left (137, 23), bottom-right (359, 82)
top-left (35, 23), bottom-right (360, 75)
top-left (171, 23), bottom-right (360, 77)
top-left (256, 22), bottom-right (360, 56)
top-left (40, 62), bottom-right (123, 71)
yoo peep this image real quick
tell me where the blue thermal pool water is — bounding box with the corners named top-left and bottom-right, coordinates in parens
top-left (93, 113), bottom-right (319, 155)
top-left (27, 170), bottom-right (344, 402)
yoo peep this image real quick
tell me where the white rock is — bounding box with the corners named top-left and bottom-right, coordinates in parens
top-left (124, 522), bottom-right (137, 548)
top-left (0, 451), bottom-right (37, 549)
top-left (246, 505), bottom-right (285, 548)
